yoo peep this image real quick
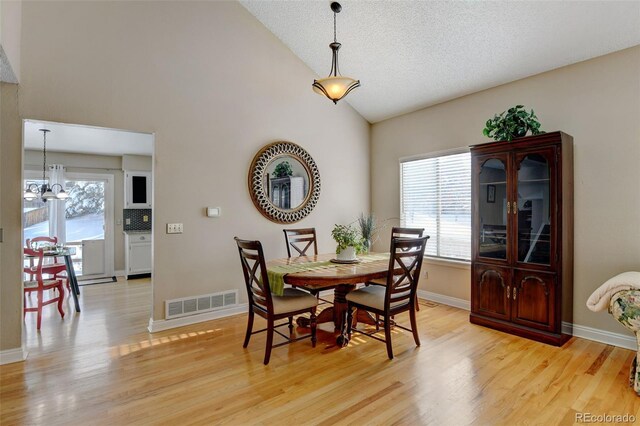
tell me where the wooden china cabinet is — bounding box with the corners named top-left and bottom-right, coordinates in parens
top-left (469, 131), bottom-right (573, 346)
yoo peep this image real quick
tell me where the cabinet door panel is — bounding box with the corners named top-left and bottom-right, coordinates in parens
top-left (514, 147), bottom-right (557, 269)
top-left (472, 264), bottom-right (511, 321)
top-left (511, 270), bottom-right (555, 331)
top-left (129, 243), bottom-right (152, 274)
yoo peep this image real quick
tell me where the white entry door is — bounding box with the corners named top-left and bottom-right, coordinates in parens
top-left (65, 173), bottom-right (114, 279)
top-left (82, 239), bottom-right (105, 276)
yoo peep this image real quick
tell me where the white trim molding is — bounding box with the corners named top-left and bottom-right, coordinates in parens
top-left (0, 345), bottom-right (28, 365)
top-left (417, 290), bottom-right (637, 351)
top-left (417, 290), bottom-right (471, 311)
top-left (564, 322), bottom-right (637, 351)
top-left (148, 304), bottom-right (248, 333)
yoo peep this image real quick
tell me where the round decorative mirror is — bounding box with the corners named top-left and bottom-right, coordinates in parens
top-left (249, 141), bottom-right (321, 223)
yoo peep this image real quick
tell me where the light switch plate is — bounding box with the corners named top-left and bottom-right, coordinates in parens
top-left (207, 207), bottom-right (221, 217)
top-left (167, 223), bottom-right (183, 234)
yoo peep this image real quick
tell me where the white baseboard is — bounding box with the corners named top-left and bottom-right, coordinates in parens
top-left (0, 345), bottom-right (28, 365)
top-left (114, 270), bottom-right (126, 277)
top-left (148, 304), bottom-right (248, 333)
top-left (417, 290), bottom-right (637, 351)
top-left (563, 321), bottom-right (637, 351)
top-left (417, 290), bottom-right (471, 311)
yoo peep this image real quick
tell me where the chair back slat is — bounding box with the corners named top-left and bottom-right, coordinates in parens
top-left (235, 237), bottom-right (273, 314)
top-left (283, 228), bottom-right (318, 258)
top-left (385, 236), bottom-right (429, 310)
top-left (26, 236), bottom-right (58, 250)
top-left (389, 227), bottom-right (424, 252)
top-left (23, 248), bottom-right (46, 289)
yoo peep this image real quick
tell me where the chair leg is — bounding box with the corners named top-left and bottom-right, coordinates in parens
top-left (57, 285), bottom-right (65, 318)
top-left (264, 318), bottom-right (274, 365)
top-left (375, 314), bottom-right (380, 331)
top-left (36, 291), bottom-right (43, 331)
top-left (410, 304), bottom-right (420, 346)
top-left (384, 316), bottom-right (393, 360)
top-left (346, 305), bottom-right (354, 340)
top-left (288, 316), bottom-right (294, 334)
top-left (243, 311), bottom-right (254, 348)
top-left (310, 308), bottom-right (317, 348)
top-left (415, 297), bottom-right (420, 311)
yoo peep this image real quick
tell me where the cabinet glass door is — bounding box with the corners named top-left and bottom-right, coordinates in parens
top-left (478, 157), bottom-right (509, 260)
top-left (516, 152), bottom-right (553, 265)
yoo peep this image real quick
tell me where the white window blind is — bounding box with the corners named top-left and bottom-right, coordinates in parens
top-left (400, 151), bottom-right (471, 261)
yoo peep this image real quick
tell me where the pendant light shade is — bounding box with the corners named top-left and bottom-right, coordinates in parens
top-left (312, 2), bottom-right (360, 104)
top-left (23, 129), bottom-right (70, 203)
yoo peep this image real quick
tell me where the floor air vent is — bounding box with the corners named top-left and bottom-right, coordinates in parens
top-left (165, 290), bottom-right (238, 320)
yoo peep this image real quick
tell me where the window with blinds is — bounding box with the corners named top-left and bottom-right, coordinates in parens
top-left (400, 151), bottom-right (471, 261)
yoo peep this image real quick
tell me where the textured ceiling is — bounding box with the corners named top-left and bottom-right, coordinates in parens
top-left (24, 120), bottom-right (153, 156)
top-left (241, 1), bottom-right (640, 123)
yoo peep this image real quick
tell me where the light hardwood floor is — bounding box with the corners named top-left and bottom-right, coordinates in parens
top-left (1, 279), bottom-right (638, 425)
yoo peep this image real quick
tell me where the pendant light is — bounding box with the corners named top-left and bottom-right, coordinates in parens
top-left (312, 2), bottom-right (360, 104)
top-left (23, 129), bottom-right (69, 202)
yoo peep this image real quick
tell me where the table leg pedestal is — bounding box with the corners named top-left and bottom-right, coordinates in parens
top-left (295, 284), bottom-right (378, 346)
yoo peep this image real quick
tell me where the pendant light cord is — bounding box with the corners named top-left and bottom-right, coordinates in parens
top-left (334, 11), bottom-right (337, 43)
top-left (42, 131), bottom-right (47, 184)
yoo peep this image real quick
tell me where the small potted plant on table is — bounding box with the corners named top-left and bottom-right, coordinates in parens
top-left (331, 224), bottom-right (364, 262)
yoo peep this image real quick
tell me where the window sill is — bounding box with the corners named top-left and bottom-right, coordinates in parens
top-left (423, 256), bottom-right (471, 270)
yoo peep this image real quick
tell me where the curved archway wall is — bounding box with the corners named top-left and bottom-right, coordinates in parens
top-left (12, 1), bottom-right (370, 332)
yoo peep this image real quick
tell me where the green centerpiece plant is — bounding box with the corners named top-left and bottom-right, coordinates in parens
top-left (331, 224), bottom-right (364, 261)
top-left (482, 105), bottom-right (544, 142)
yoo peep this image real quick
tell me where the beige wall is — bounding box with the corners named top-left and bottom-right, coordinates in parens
top-left (122, 154), bottom-right (151, 172)
top-left (371, 46), bottom-right (640, 335)
top-left (0, 83), bottom-right (23, 351)
top-left (0, 0), bottom-right (22, 82)
top-left (17, 1), bottom-right (370, 320)
top-left (24, 150), bottom-right (129, 272)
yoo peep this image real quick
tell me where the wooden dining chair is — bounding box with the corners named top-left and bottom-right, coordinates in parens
top-left (283, 228), bottom-right (318, 258)
top-left (23, 248), bottom-right (66, 330)
top-left (368, 227), bottom-right (426, 315)
top-left (283, 227), bottom-right (333, 304)
top-left (25, 236), bottom-right (69, 291)
top-left (345, 236), bottom-right (429, 359)
top-left (235, 237), bottom-right (318, 365)
top-left (389, 227), bottom-right (424, 245)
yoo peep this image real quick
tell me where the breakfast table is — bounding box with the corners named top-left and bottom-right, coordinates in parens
top-left (267, 252), bottom-right (391, 344)
top-left (24, 248), bottom-right (81, 313)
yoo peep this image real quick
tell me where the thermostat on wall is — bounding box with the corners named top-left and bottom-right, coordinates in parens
top-left (207, 207), bottom-right (221, 217)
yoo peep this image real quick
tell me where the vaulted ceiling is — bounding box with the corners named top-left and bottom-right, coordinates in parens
top-left (241, 1), bottom-right (640, 123)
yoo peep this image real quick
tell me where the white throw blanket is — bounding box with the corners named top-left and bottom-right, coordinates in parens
top-left (586, 271), bottom-right (640, 312)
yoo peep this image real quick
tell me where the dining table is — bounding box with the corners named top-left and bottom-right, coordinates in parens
top-left (24, 248), bottom-right (81, 313)
top-left (267, 252), bottom-right (391, 345)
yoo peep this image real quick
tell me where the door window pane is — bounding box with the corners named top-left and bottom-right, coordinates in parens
top-left (23, 179), bottom-right (49, 242)
top-left (479, 159), bottom-right (507, 260)
top-left (517, 154), bottom-right (551, 265)
top-left (65, 180), bottom-right (105, 242)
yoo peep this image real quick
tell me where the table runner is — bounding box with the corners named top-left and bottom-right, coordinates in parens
top-left (267, 253), bottom-right (389, 296)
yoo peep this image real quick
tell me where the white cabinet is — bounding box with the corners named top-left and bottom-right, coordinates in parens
top-left (125, 232), bottom-right (152, 278)
top-left (125, 171), bottom-right (152, 208)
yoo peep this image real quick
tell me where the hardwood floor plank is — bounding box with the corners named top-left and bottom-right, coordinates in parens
top-left (1, 279), bottom-right (638, 425)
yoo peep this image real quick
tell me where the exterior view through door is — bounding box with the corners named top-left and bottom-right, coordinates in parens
top-left (23, 173), bottom-right (113, 280)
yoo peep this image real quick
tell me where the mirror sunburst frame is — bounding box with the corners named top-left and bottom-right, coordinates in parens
top-left (248, 141), bottom-right (321, 224)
